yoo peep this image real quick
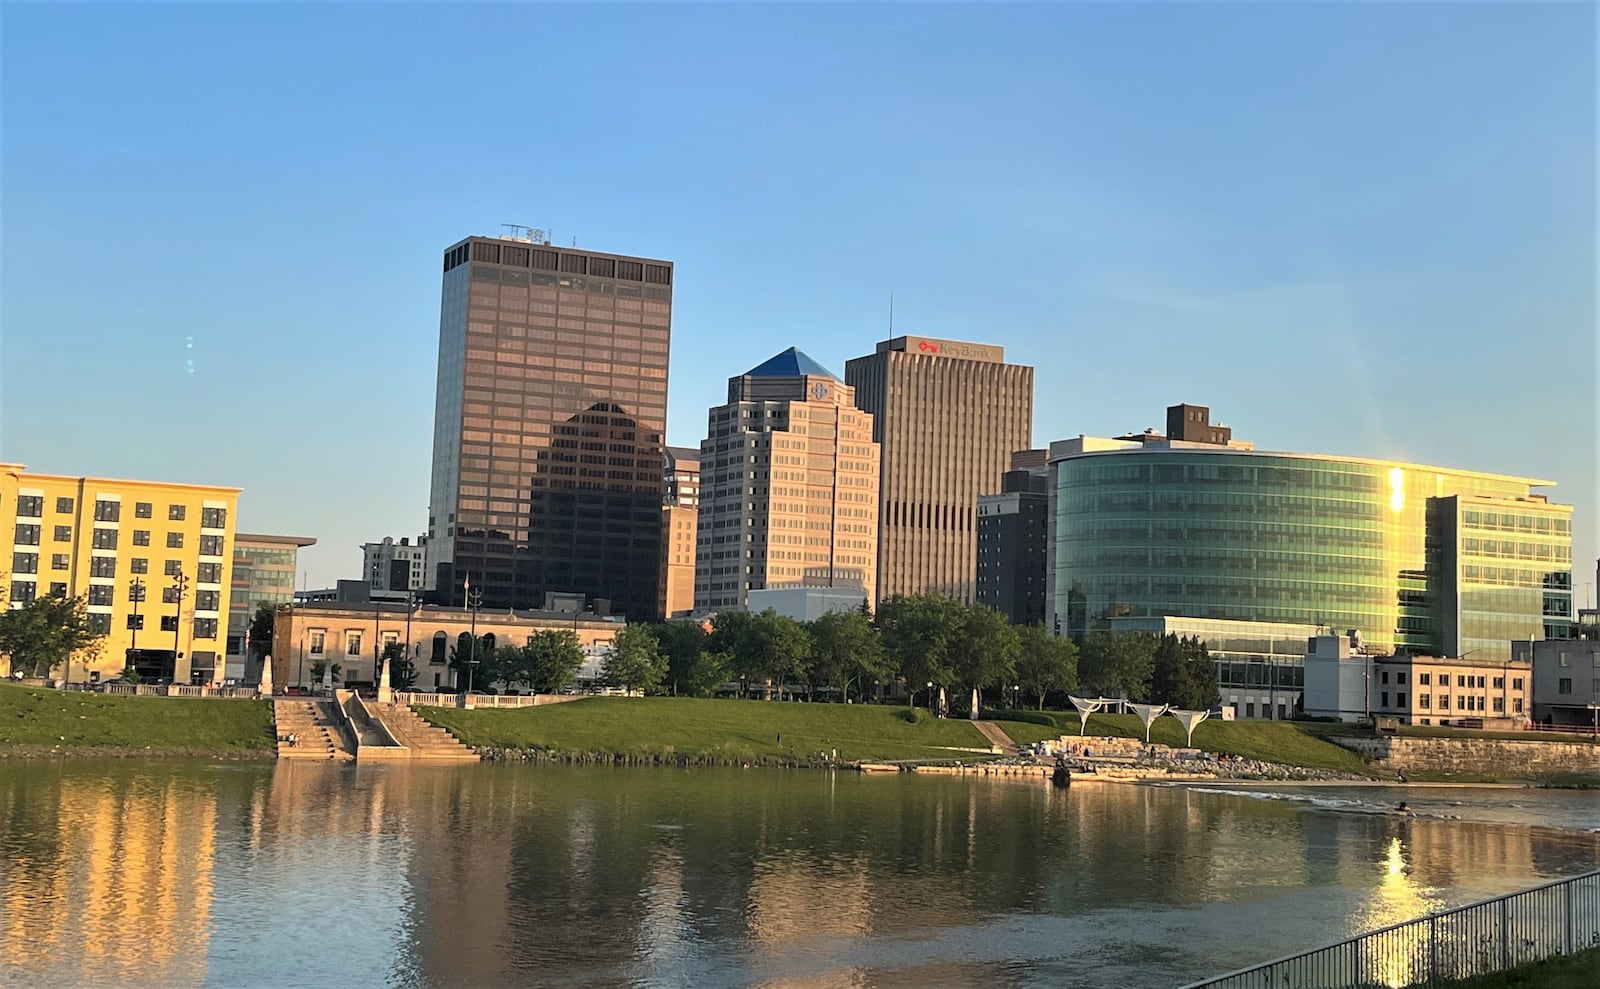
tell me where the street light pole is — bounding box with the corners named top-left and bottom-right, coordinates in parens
top-left (297, 624), bottom-right (306, 694)
top-left (466, 582), bottom-right (483, 694)
top-left (128, 577), bottom-right (145, 675)
top-left (171, 570), bottom-right (189, 684)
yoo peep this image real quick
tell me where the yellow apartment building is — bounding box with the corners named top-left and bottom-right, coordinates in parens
top-left (1, 463), bottom-right (240, 684)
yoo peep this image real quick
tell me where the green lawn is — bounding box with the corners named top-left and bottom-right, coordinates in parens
top-left (984, 710), bottom-right (1374, 775)
top-left (1445, 947), bottom-right (1600, 988)
top-left (418, 697), bottom-right (1042, 763)
top-left (0, 681), bottom-right (276, 756)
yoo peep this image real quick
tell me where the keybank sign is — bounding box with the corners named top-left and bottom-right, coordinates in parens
top-left (904, 336), bottom-right (1003, 362)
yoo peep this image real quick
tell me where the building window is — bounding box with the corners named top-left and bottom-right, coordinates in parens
top-left (91, 529), bottom-right (117, 550)
top-left (346, 631), bottom-right (362, 656)
top-left (127, 614), bottom-right (145, 631)
top-left (309, 630), bottom-right (326, 655)
top-left (1558, 678), bottom-right (1573, 695)
top-left (194, 618), bottom-right (218, 639)
top-left (88, 614), bottom-right (111, 635)
top-left (1381, 671), bottom-right (1389, 685)
top-left (164, 560), bottom-right (183, 576)
top-left (201, 507), bottom-right (227, 529)
top-left (199, 535), bottom-right (224, 557)
top-left (1513, 699), bottom-right (1524, 714)
top-left (49, 582), bottom-right (66, 597)
top-left (1439, 696), bottom-right (1449, 710)
top-left (1397, 672), bottom-right (1407, 686)
top-left (1512, 677), bottom-right (1524, 690)
top-left (197, 562), bottom-right (222, 583)
top-left (1380, 691), bottom-right (1389, 708)
top-left (194, 590), bottom-right (220, 612)
top-left (133, 530), bottom-right (150, 546)
top-left (55, 497), bottom-right (74, 514)
top-left (87, 586), bottom-right (114, 606)
top-left (1493, 676), bottom-right (1504, 689)
top-left (1420, 694), bottom-right (1430, 709)
top-left (94, 500), bottom-right (120, 522)
top-left (169, 504), bottom-right (186, 521)
top-left (15, 524), bottom-right (41, 546)
top-left (130, 558), bottom-right (148, 574)
top-left (10, 581), bottom-right (36, 603)
top-left (1438, 674), bottom-right (1450, 687)
top-left (51, 553), bottom-right (70, 571)
top-left (160, 616), bottom-right (178, 632)
top-left (128, 583), bottom-right (146, 602)
top-left (167, 532), bottom-right (184, 549)
top-left (135, 502), bottom-right (152, 519)
top-left (16, 496), bottom-right (42, 518)
top-left (1396, 693), bottom-right (1406, 708)
top-left (90, 557), bottom-right (116, 578)
top-left (12, 552), bottom-right (38, 574)
top-left (162, 586), bottom-right (183, 604)
top-left (1492, 697), bottom-right (1504, 713)
top-left (54, 525), bottom-right (72, 542)
top-left (1419, 673), bottom-right (1430, 685)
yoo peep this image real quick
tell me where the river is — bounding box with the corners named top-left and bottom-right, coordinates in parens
top-left (1, 760), bottom-right (1596, 989)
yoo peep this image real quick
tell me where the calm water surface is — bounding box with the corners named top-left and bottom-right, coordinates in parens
top-left (1, 760), bottom-right (1596, 989)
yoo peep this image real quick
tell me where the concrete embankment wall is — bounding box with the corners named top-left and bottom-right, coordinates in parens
top-left (1336, 736), bottom-right (1598, 778)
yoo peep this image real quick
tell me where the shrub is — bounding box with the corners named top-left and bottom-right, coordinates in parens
top-left (897, 707), bottom-right (929, 725)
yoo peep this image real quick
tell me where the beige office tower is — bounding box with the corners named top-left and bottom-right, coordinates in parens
top-left (694, 348), bottom-right (880, 611)
top-left (660, 446), bottom-right (700, 618)
top-left (845, 335), bottom-right (1033, 603)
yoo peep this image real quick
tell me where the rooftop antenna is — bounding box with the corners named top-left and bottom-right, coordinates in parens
top-left (889, 290), bottom-right (894, 335)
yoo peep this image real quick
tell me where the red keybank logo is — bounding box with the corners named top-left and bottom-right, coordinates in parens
top-left (918, 340), bottom-right (940, 353)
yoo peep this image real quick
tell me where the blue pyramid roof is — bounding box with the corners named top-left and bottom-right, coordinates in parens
top-left (744, 347), bottom-right (838, 380)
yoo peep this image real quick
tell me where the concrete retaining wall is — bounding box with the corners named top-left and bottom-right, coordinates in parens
top-left (1337, 736), bottom-right (1599, 778)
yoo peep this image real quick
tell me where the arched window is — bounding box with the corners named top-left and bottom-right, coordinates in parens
top-left (431, 631), bottom-right (447, 665)
top-left (481, 633), bottom-right (496, 654)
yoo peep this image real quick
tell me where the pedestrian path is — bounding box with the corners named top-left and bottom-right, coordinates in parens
top-left (972, 720), bottom-right (1019, 754)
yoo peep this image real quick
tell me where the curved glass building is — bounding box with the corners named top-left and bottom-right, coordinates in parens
top-left (1050, 445), bottom-right (1573, 665)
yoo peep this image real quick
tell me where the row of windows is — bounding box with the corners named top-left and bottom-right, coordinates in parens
top-left (14, 497), bottom-right (221, 524)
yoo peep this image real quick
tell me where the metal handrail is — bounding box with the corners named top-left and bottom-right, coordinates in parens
top-left (1181, 868), bottom-right (1600, 988)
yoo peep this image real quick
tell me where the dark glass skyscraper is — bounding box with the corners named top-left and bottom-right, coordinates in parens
top-left (426, 234), bottom-right (672, 619)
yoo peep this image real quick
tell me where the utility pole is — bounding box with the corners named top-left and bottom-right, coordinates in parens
top-left (171, 570), bottom-right (190, 683)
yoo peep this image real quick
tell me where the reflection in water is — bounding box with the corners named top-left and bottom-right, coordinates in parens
top-left (0, 763), bottom-right (1595, 989)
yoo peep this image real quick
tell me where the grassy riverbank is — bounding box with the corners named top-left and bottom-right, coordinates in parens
top-left (986, 711), bottom-right (1376, 775)
top-left (0, 681), bottom-right (276, 758)
top-left (420, 697), bottom-right (1038, 763)
top-left (418, 697), bottom-right (1375, 773)
top-left (1446, 946), bottom-right (1600, 988)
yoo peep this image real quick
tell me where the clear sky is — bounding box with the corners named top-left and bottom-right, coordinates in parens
top-left (2, 3), bottom-right (1595, 599)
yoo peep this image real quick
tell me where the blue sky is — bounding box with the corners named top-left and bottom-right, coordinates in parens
top-left (2, 2), bottom-right (1595, 596)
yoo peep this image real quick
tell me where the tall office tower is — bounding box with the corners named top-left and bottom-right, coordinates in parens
top-left (694, 348), bottom-right (880, 612)
top-left (426, 234), bottom-right (673, 619)
top-left (845, 336), bottom-right (1034, 603)
top-left (660, 447), bottom-right (700, 618)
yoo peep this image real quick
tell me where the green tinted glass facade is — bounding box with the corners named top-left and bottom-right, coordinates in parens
top-left (1053, 450), bottom-right (1572, 662)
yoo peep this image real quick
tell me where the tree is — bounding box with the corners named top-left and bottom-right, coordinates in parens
top-left (514, 630), bottom-right (584, 694)
top-left (807, 609), bottom-right (889, 702)
top-left (1150, 634), bottom-right (1219, 710)
top-left (1078, 630), bottom-right (1156, 700)
top-left (381, 640), bottom-right (417, 691)
top-left (652, 621), bottom-right (708, 696)
top-left (683, 649), bottom-right (732, 698)
top-left (1015, 624), bottom-right (1077, 710)
top-left (947, 602), bottom-right (1019, 716)
top-left (708, 609), bottom-right (809, 696)
top-left (0, 592), bottom-right (105, 679)
top-left (449, 634), bottom-right (495, 692)
top-left (309, 660), bottom-right (343, 687)
top-left (248, 602), bottom-right (276, 660)
top-left (876, 594), bottom-right (964, 707)
top-left (602, 624), bottom-right (665, 694)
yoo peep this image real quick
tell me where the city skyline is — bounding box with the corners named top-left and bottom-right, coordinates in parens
top-left (1, 3), bottom-right (1593, 591)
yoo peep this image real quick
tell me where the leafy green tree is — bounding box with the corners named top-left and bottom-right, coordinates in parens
top-left (381, 640), bottom-right (417, 691)
top-left (309, 659), bottom-right (343, 686)
top-left (248, 602), bottom-right (276, 660)
top-left (0, 592), bottom-right (105, 678)
top-left (1150, 634), bottom-right (1219, 710)
top-left (652, 620), bottom-right (707, 696)
top-left (708, 609), bottom-right (809, 695)
top-left (602, 624), bottom-right (665, 694)
top-left (684, 649), bottom-right (732, 698)
top-left (876, 594), bottom-right (964, 706)
top-left (515, 630), bottom-right (584, 694)
top-left (449, 634), bottom-right (496, 691)
top-left (1015, 624), bottom-right (1077, 709)
top-left (1079, 630), bottom-right (1156, 700)
top-left (807, 609), bottom-right (889, 702)
top-left (947, 602), bottom-right (1020, 717)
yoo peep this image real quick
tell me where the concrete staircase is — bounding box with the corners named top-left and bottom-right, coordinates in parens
top-left (273, 699), bottom-right (355, 761)
top-left (376, 702), bottom-right (480, 762)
